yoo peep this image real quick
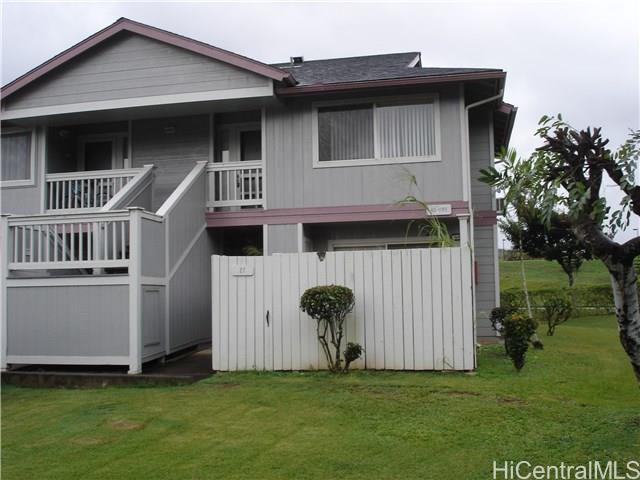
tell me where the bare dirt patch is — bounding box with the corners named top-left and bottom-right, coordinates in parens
top-left (70, 436), bottom-right (110, 446)
top-left (496, 395), bottom-right (526, 405)
top-left (108, 419), bottom-right (146, 431)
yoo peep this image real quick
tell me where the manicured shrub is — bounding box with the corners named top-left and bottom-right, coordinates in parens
top-left (542, 296), bottom-right (573, 336)
top-left (502, 314), bottom-right (538, 371)
top-left (489, 305), bottom-right (518, 335)
top-left (300, 285), bottom-right (360, 372)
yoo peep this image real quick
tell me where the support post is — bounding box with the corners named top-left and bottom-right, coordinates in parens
top-left (297, 223), bottom-right (304, 253)
top-left (457, 214), bottom-right (470, 247)
top-left (0, 215), bottom-right (10, 371)
top-left (128, 207), bottom-right (143, 374)
top-left (263, 224), bottom-right (269, 256)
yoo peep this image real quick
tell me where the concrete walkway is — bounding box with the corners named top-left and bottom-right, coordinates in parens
top-left (2, 346), bottom-right (213, 388)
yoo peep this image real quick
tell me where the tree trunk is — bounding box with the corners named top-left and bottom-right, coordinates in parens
top-left (519, 241), bottom-right (533, 318)
top-left (519, 240), bottom-right (543, 349)
top-left (605, 260), bottom-right (640, 383)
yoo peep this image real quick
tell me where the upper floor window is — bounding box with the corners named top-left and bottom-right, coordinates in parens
top-left (1, 129), bottom-right (36, 187)
top-left (313, 96), bottom-right (440, 168)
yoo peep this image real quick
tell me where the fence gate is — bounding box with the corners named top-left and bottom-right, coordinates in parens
top-left (211, 247), bottom-right (475, 371)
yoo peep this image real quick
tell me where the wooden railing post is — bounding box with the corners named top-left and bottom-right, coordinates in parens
top-left (127, 207), bottom-right (143, 374)
top-left (0, 215), bottom-right (11, 371)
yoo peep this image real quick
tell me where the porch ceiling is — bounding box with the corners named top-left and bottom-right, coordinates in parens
top-left (2, 96), bottom-right (279, 128)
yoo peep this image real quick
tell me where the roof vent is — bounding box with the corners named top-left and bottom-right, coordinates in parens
top-left (290, 56), bottom-right (304, 66)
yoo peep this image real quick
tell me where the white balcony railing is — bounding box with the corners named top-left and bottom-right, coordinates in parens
top-left (45, 168), bottom-right (144, 212)
top-left (7, 211), bottom-right (132, 271)
top-left (207, 161), bottom-right (263, 208)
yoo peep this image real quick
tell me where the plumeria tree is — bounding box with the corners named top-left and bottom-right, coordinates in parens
top-left (481, 115), bottom-right (640, 382)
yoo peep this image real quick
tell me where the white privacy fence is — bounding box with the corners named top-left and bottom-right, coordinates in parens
top-left (212, 247), bottom-right (475, 372)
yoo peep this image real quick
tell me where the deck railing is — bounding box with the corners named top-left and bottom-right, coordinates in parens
top-left (7, 211), bottom-right (132, 270)
top-left (45, 168), bottom-right (144, 212)
top-left (207, 161), bottom-right (263, 208)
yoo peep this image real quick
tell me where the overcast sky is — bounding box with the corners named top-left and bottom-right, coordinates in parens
top-left (2, 0), bottom-right (639, 238)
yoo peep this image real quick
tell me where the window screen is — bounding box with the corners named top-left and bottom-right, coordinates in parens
top-left (1, 131), bottom-right (32, 181)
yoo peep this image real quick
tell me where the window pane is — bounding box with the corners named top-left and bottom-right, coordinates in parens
top-left (1, 132), bottom-right (31, 181)
top-left (333, 244), bottom-right (385, 251)
top-left (84, 141), bottom-right (112, 171)
top-left (387, 242), bottom-right (432, 250)
top-left (377, 102), bottom-right (436, 158)
top-left (241, 130), bottom-right (262, 161)
top-left (318, 105), bottom-right (374, 161)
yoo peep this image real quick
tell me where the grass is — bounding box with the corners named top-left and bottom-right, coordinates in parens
top-left (499, 259), bottom-right (611, 291)
top-left (2, 316), bottom-right (638, 480)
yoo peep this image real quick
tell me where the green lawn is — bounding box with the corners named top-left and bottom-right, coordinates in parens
top-left (2, 316), bottom-right (638, 480)
top-left (500, 259), bottom-right (611, 291)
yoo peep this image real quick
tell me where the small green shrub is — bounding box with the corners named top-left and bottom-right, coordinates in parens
top-left (344, 342), bottom-right (364, 370)
top-left (489, 305), bottom-right (519, 335)
top-left (300, 285), bottom-right (360, 372)
top-left (542, 296), bottom-right (573, 336)
top-left (502, 314), bottom-right (538, 371)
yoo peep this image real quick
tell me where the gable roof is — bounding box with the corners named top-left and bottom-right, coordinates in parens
top-left (272, 52), bottom-right (502, 86)
top-left (1, 17), bottom-right (296, 100)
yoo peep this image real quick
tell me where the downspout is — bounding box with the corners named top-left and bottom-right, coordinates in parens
top-left (463, 87), bottom-right (504, 226)
top-left (463, 88), bottom-right (503, 343)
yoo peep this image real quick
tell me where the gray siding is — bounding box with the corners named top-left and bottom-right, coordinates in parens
top-left (4, 33), bottom-right (269, 111)
top-left (132, 115), bottom-right (209, 211)
top-left (267, 224), bottom-right (298, 254)
top-left (469, 109), bottom-right (494, 210)
top-left (474, 225), bottom-right (499, 338)
top-left (169, 232), bottom-right (212, 351)
top-left (6, 284), bottom-right (129, 356)
top-left (264, 86), bottom-right (464, 209)
top-left (167, 168), bottom-right (207, 268)
top-left (163, 165), bottom-right (212, 352)
top-left (141, 217), bottom-right (166, 278)
top-left (142, 285), bottom-right (166, 360)
top-left (1, 127), bottom-right (44, 215)
top-left (469, 108), bottom-right (498, 338)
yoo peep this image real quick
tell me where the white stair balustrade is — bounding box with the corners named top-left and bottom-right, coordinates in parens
top-left (7, 212), bottom-right (132, 271)
top-left (207, 161), bottom-right (263, 208)
top-left (45, 168), bottom-right (144, 212)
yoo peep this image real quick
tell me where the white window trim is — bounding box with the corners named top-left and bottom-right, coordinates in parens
top-left (0, 127), bottom-right (37, 188)
top-left (311, 94), bottom-right (441, 169)
top-left (328, 235), bottom-right (459, 251)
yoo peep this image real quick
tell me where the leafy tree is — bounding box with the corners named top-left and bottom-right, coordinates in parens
top-left (542, 296), bottom-right (573, 336)
top-left (500, 209), bottom-right (592, 287)
top-left (489, 149), bottom-right (543, 348)
top-left (481, 115), bottom-right (640, 382)
top-left (300, 285), bottom-right (361, 372)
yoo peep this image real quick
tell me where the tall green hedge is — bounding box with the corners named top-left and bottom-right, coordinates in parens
top-left (501, 285), bottom-right (616, 315)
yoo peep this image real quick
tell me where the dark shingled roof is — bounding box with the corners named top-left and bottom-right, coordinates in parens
top-left (271, 52), bottom-right (502, 86)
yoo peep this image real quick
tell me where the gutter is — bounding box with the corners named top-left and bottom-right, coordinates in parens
top-left (275, 71), bottom-right (506, 96)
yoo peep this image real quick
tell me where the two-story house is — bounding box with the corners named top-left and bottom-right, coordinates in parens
top-left (0, 18), bottom-right (516, 373)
